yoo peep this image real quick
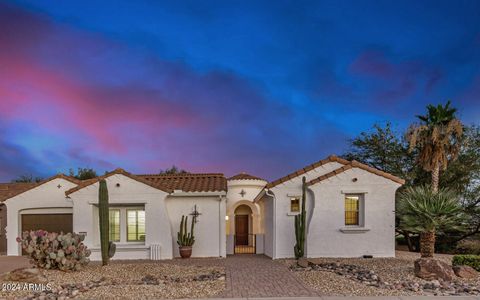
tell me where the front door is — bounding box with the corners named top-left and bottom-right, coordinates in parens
top-left (235, 215), bottom-right (249, 245)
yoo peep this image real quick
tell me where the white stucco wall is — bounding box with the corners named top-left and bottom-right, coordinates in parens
top-left (262, 196), bottom-right (274, 258)
top-left (166, 194), bottom-right (226, 257)
top-left (307, 168), bottom-right (400, 257)
top-left (69, 174), bottom-right (173, 260)
top-left (226, 179), bottom-right (266, 239)
top-left (269, 161), bottom-right (344, 258)
top-left (4, 178), bottom-right (78, 256)
top-left (266, 161), bottom-right (400, 259)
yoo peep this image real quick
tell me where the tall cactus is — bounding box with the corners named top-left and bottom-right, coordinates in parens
top-left (294, 176), bottom-right (307, 259)
top-left (98, 179), bottom-right (110, 265)
top-left (177, 215), bottom-right (195, 246)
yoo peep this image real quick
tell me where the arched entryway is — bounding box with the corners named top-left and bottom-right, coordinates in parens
top-left (234, 204), bottom-right (255, 253)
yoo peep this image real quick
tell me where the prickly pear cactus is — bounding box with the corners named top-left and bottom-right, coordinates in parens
top-left (17, 230), bottom-right (91, 271)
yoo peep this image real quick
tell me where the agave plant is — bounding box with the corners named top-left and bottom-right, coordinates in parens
top-left (397, 186), bottom-right (464, 258)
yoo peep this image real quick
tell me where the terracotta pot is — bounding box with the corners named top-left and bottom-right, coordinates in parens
top-left (179, 246), bottom-right (192, 258)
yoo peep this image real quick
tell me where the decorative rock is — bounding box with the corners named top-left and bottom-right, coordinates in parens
top-left (453, 265), bottom-right (478, 279)
top-left (2, 268), bottom-right (48, 283)
top-left (297, 257), bottom-right (309, 268)
top-left (414, 258), bottom-right (455, 281)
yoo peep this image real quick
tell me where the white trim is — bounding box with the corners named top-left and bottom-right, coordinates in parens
top-left (339, 227), bottom-right (370, 233)
top-left (20, 208), bottom-right (73, 214)
top-left (286, 212), bottom-right (300, 216)
top-left (341, 189), bottom-right (369, 194)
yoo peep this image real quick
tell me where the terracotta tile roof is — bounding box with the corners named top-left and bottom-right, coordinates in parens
top-left (265, 155), bottom-right (350, 188)
top-left (228, 172), bottom-right (266, 181)
top-left (139, 173), bottom-right (227, 192)
top-left (0, 183), bottom-right (37, 202)
top-left (65, 168), bottom-right (173, 196)
top-left (307, 160), bottom-right (405, 186)
top-left (0, 174), bottom-right (81, 202)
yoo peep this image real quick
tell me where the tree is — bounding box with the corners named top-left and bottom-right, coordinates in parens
top-left (343, 122), bottom-right (417, 183)
top-left (397, 186), bottom-right (464, 257)
top-left (69, 168), bottom-right (98, 180)
top-left (343, 122), bottom-right (480, 250)
top-left (406, 101), bottom-right (463, 192)
top-left (12, 174), bottom-right (43, 183)
top-left (158, 165), bottom-right (188, 175)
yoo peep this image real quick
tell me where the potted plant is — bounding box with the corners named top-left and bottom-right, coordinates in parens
top-left (177, 215), bottom-right (195, 258)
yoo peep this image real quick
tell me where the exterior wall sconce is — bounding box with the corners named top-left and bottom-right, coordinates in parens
top-left (225, 216), bottom-right (229, 221)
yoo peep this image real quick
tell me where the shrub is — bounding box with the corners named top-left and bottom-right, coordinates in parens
top-left (452, 254), bottom-right (480, 271)
top-left (17, 230), bottom-right (91, 271)
top-left (455, 239), bottom-right (480, 255)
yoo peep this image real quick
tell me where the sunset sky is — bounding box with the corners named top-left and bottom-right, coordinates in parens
top-left (1, 1), bottom-right (479, 181)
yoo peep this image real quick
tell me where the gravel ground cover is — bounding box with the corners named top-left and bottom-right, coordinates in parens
top-left (0, 260), bottom-right (226, 300)
top-left (283, 250), bottom-right (479, 296)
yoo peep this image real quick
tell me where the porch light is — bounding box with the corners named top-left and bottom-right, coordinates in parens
top-left (225, 216), bottom-right (229, 221)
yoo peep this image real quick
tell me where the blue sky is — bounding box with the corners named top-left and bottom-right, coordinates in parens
top-left (0, 0), bottom-right (479, 181)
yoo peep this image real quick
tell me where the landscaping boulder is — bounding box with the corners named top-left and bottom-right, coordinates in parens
top-left (453, 265), bottom-right (478, 279)
top-left (297, 257), bottom-right (309, 268)
top-left (2, 268), bottom-right (48, 283)
top-left (414, 258), bottom-right (455, 281)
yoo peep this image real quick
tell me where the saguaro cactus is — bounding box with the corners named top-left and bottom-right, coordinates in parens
top-left (98, 179), bottom-right (110, 265)
top-left (294, 176), bottom-right (307, 259)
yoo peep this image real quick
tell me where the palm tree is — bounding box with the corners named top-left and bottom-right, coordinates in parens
top-left (397, 186), bottom-right (464, 258)
top-left (406, 101), bottom-right (463, 192)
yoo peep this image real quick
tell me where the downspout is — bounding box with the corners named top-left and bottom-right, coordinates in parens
top-left (218, 195), bottom-right (225, 257)
top-left (265, 189), bottom-right (276, 259)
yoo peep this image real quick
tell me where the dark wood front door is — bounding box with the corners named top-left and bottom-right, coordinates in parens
top-left (235, 215), bottom-right (249, 245)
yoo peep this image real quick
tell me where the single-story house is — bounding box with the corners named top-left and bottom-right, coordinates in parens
top-left (0, 155), bottom-right (404, 260)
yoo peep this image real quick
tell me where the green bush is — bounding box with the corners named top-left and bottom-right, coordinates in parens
top-left (452, 254), bottom-right (480, 271)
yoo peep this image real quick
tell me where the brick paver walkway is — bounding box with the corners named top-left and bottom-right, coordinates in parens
top-left (220, 255), bottom-right (318, 298)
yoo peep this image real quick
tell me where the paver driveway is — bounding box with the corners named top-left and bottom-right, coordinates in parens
top-left (0, 255), bottom-right (30, 274)
top-left (220, 255), bottom-right (318, 298)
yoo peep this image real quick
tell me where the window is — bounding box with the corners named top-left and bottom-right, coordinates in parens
top-left (290, 197), bottom-right (300, 212)
top-left (109, 209), bottom-right (120, 242)
top-left (345, 195), bottom-right (361, 226)
top-left (127, 209), bottom-right (145, 242)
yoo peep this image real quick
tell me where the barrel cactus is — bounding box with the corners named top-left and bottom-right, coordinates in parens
top-left (294, 176), bottom-right (307, 259)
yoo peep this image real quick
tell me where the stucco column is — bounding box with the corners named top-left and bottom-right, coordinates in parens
top-left (218, 196), bottom-right (227, 257)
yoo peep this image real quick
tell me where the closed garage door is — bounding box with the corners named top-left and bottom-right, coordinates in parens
top-left (21, 214), bottom-right (73, 234)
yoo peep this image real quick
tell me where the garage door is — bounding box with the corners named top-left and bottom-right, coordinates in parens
top-left (21, 214), bottom-right (73, 234)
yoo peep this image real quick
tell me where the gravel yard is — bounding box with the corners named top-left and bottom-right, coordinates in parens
top-left (284, 250), bottom-right (480, 296)
top-left (0, 260), bottom-right (226, 300)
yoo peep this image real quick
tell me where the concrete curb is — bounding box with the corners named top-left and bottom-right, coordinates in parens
top-left (177, 297), bottom-right (479, 300)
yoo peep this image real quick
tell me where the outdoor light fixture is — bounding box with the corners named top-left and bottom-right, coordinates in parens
top-left (225, 216), bottom-right (229, 221)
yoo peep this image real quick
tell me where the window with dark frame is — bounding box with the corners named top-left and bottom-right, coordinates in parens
top-left (290, 196), bottom-right (300, 212)
top-left (344, 195), bottom-right (360, 226)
